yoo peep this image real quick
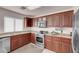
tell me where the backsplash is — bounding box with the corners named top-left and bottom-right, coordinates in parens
top-left (61, 28), bottom-right (72, 34)
top-left (30, 27), bottom-right (72, 35)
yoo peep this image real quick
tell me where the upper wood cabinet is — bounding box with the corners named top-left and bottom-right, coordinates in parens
top-left (33, 10), bottom-right (73, 27)
top-left (47, 15), bottom-right (55, 27)
top-left (52, 14), bottom-right (60, 27)
top-left (33, 18), bottom-right (38, 27)
top-left (48, 11), bottom-right (73, 27)
top-left (24, 17), bottom-right (33, 27)
top-left (62, 11), bottom-right (73, 27)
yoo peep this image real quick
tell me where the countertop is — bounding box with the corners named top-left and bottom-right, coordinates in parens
top-left (0, 31), bottom-right (72, 39)
top-left (0, 31), bottom-right (31, 38)
top-left (45, 34), bottom-right (72, 39)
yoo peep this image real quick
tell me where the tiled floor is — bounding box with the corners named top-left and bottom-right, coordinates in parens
top-left (42, 49), bottom-right (55, 53)
top-left (11, 43), bottom-right (55, 53)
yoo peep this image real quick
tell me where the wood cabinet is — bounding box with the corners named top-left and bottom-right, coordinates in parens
top-left (52, 14), bottom-right (60, 27)
top-left (44, 35), bottom-right (72, 53)
top-left (60, 37), bottom-right (73, 53)
top-left (25, 17), bottom-right (33, 27)
top-left (10, 33), bottom-right (31, 51)
top-left (42, 10), bottom-right (73, 27)
top-left (33, 18), bottom-right (38, 27)
top-left (47, 15), bottom-right (52, 27)
top-left (52, 36), bottom-right (62, 53)
top-left (47, 15), bottom-right (55, 27)
top-left (62, 11), bottom-right (73, 27)
top-left (22, 33), bottom-right (31, 45)
top-left (56, 11), bottom-right (73, 27)
top-left (10, 35), bottom-right (21, 51)
top-left (32, 10), bottom-right (73, 27)
top-left (30, 33), bottom-right (36, 44)
top-left (47, 14), bottom-right (62, 27)
top-left (44, 36), bottom-right (53, 50)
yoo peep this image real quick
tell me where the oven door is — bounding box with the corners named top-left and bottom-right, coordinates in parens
top-left (36, 37), bottom-right (43, 43)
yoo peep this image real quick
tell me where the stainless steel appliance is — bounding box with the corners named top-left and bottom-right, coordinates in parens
top-left (0, 37), bottom-right (10, 53)
top-left (37, 17), bottom-right (47, 28)
top-left (73, 9), bottom-right (79, 53)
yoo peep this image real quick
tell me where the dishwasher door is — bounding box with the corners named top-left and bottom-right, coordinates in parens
top-left (0, 37), bottom-right (10, 53)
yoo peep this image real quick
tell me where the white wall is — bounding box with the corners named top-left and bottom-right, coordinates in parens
top-left (0, 8), bottom-right (25, 33)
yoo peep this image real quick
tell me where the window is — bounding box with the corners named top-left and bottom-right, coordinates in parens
top-left (15, 19), bottom-right (23, 31)
top-left (4, 17), bottom-right (24, 32)
top-left (4, 17), bottom-right (15, 32)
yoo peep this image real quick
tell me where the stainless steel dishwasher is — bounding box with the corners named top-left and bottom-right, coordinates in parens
top-left (0, 37), bottom-right (10, 53)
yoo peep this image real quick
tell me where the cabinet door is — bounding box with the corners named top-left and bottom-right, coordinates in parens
top-left (23, 34), bottom-right (30, 45)
top-left (53, 14), bottom-right (60, 27)
top-left (47, 15), bottom-right (53, 27)
top-left (33, 18), bottom-right (38, 27)
top-left (18, 35), bottom-right (24, 47)
top-left (45, 39), bottom-right (52, 50)
top-left (25, 33), bottom-right (31, 44)
top-left (62, 11), bottom-right (73, 27)
top-left (58, 13), bottom-right (64, 27)
top-left (61, 37), bottom-right (73, 53)
top-left (44, 36), bottom-right (52, 50)
top-left (61, 42), bottom-right (70, 53)
top-left (51, 36), bottom-right (55, 51)
top-left (10, 34), bottom-right (31, 51)
top-left (52, 37), bottom-right (62, 53)
top-left (10, 36), bottom-right (19, 51)
top-left (61, 42), bottom-right (72, 53)
top-left (22, 34), bottom-right (26, 45)
top-left (25, 18), bottom-right (33, 27)
top-left (30, 33), bottom-right (36, 44)
top-left (45, 36), bottom-right (62, 52)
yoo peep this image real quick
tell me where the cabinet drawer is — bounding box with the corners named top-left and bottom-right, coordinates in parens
top-left (61, 38), bottom-right (71, 44)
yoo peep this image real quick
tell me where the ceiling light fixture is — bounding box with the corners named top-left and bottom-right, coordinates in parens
top-left (27, 6), bottom-right (41, 10)
top-left (20, 6), bottom-right (26, 10)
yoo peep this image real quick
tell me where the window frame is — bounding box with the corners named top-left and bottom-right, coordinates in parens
top-left (4, 16), bottom-right (24, 32)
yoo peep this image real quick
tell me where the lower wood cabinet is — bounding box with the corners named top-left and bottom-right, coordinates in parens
top-left (60, 37), bottom-right (73, 53)
top-left (22, 33), bottom-right (31, 45)
top-left (44, 36), bottom-right (52, 50)
top-left (10, 33), bottom-right (31, 51)
top-left (10, 35), bottom-right (21, 51)
top-left (44, 35), bottom-right (73, 53)
top-left (30, 33), bottom-right (36, 44)
top-left (52, 37), bottom-right (61, 53)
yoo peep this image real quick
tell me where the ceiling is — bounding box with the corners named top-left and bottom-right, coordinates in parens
top-left (0, 6), bottom-right (73, 18)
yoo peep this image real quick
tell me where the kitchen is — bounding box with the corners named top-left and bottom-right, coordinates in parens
top-left (0, 6), bottom-right (77, 53)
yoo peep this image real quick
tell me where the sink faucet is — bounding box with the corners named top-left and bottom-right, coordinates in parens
top-left (61, 30), bottom-right (63, 34)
